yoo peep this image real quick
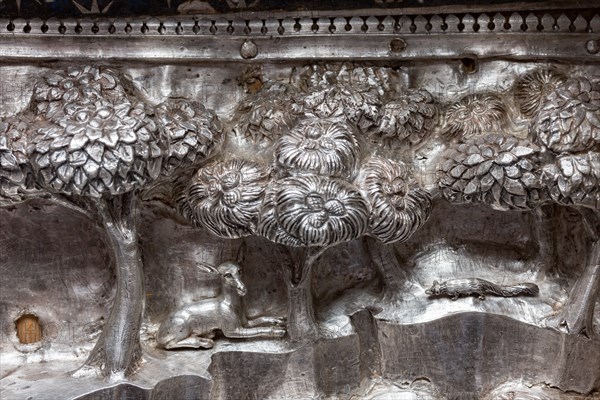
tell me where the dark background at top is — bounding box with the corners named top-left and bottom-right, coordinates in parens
top-left (0, 0), bottom-right (594, 19)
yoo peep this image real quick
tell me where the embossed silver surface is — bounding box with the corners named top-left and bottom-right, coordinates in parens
top-left (1, 2), bottom-right (600, 400)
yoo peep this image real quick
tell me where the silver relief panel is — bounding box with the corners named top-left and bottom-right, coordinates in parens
top-left (1, 4), bottom-right (600, 400)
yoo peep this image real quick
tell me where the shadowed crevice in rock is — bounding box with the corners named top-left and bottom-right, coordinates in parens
top-left (375, 312), bottom-right (600, 398)
top-left (75, 383), bottom-right (151, 400)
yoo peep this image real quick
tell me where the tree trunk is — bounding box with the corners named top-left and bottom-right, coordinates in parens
top-left (548, 209), bottom-right (600, 338)
top-left (284, 247), bottom-right (327, 342)
top-left (287, 274), bottom-right (318, 341)
top-left (531, 206), bottom-right (556, 274)
top-left (367, 237), bottom-right (408, 301)
top-left (78, 193), bottom-right (144, 381)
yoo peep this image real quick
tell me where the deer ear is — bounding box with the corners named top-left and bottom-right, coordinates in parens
top-left (236, 241), bottom-right (247, 264)
top-left (432, 280), bottom-right (439, 286)
top-left (196, 262), bottom-right (218, 274)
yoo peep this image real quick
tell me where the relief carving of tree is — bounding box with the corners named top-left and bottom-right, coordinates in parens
top-left (439, 70), bottom-right (600, 338)
top-left (530, 75), bottom-right (600, 338)
top-left (0, 66), bottom-right (224, 380)
top-left (176, 63), bottom-right (434, 340)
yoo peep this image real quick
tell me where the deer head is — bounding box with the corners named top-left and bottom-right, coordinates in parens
top-left (217, 261), bottom-right (247, 296)
top-left (197, 261), bottom-right (247, 297)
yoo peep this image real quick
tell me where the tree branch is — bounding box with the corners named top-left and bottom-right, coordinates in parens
top-left (580, 208), bottom-right (600, 241)
top-left (9, 187), bottom-right (96, 221)
top-left (294, 246), bottom-right (329, 286)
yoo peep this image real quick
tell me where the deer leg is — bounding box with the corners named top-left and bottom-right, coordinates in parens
top-left (162, 335), bottom-right (214, 350)
top-left (222, 326), bottom-right (286, 339)
top-left (246, 316), bottom-right (286, 328)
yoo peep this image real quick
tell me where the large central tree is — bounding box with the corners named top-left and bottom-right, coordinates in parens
top-left (175, 63), bottom-right (435, 340)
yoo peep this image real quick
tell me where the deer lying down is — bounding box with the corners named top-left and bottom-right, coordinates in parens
top-left (157, 261), bottom-right (286, 349)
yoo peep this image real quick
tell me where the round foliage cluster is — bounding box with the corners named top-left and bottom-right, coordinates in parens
top-left (257, 175), bottom-right (369, 247)
top-left (32, 66), bottom-right (129, 120)
top-left (234, 83), bottom-right (297, 144)
top-left (542, 152), bottom-right (600, 210)
top-left (356, 157), bottom-right (433, 244)
top-left (0, 66), bottom-right (224, 202)
top-left (275, 119), bottom-right (359, 178)
top-left (514, 69), bottom-right (566, 118)
top-left (185, 159), bottom-right (269, 238)
top-left (443, 94), bottom-right (509, 139)
top-left (291, 84), bottom-right (381, 133)
top-left (370, 89), bottom-right (437, 147)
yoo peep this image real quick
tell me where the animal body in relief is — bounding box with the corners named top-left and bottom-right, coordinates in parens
top-left (425, 278), bottom-right (540, 301)
top-left (157, 261), bottom-right (286, 349)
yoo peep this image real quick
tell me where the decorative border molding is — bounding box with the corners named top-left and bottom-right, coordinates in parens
top-left (1, 11), bottom-right (599, 61)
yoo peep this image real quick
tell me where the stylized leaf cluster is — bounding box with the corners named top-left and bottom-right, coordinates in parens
top-left (156, 99), bottom-right (224, 176)
top-left (0, 66), bottom-right (224, 201)
top-left (32, 66), bottom-right (129, 120)
top-left (184, 159), bottom-right (269, 238)
top-left (275, 119), bottom-right (359, 179)
top-left (0, 114), bottom-right (33, 202)
top-left (439, 134), bottom-right (544, 210)
top-left (291, 84), bottom-right (382, 133)
top-left (542, 152), bottom-right (600, 210)
top-left (532, 77), bottom-right (600, 153)
top-left (370, 90), bottom-right (437, 147)
top-left (514, 69), bottom-right (566, 118)
top-left (234, 83), bottom-right (298, 144)
top-left (258, 175), bottom-right (369, 247)
top-left (29, 98), bottom-right (164, 196)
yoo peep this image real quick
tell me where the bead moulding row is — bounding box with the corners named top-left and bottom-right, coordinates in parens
top-left (0, 11), bottom-right (599, 61)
